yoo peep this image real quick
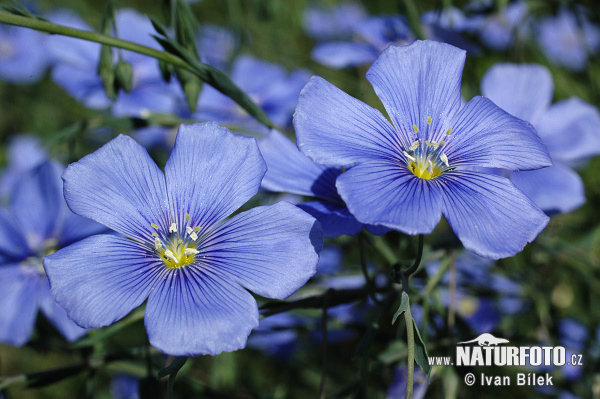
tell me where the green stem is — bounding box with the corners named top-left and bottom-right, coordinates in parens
top-left (404, 305), bottom-right (415, 399)
top-left (0, 11), bottom-right (274, 128)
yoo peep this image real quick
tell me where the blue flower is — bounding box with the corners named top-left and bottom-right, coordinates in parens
top-left (259, 129), bottom-right (389, 237)
top-left (311, 15), bottom-right (414, 69)
top-left (295, 40), bottom-right (552, 259)
top-left (0, 135), bottom-right (48, 200)
top-left (537, 7), bottom-right (600, 72)
top-left (481, 63), bottom-right (600, 214)
top-left (303, 1), bottom-right (367, 40)
top-left (194, 55), bottom-right (310, 131)
top-left (468, 1), bottom-right (530, 51)
top-left (0, 161), bottom-right (106, 346)
top-left (48, 9), bottom-right (179, 115)
top-left (0, 24), bottom-right (51, 83)
top-left (44, 122), bottom-right (321, 356)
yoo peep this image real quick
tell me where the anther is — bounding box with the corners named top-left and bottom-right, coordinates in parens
top-left (446, 128), bottom-right (452, 136)
top-left (425, 141), bottom-right (431, 146)
top-left (151, 223), bottom-right (159, 230)
top-left (413, 124), bottom-right (419, 133)
top-left (440, 153), bottom-right (449, 167)
top-left (403, 151), bottom-right (416, 162)
top-left (427, 116), bottom-right (432, 125)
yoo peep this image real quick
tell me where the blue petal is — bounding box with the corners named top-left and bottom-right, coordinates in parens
top-left (336, 161), bottom-right (443, 234)
top-left (354, 16), bottom-right (413, 50)
top-left (510, 164), bottom-right (585, 214)
top-left (439, 171), bottom-right (549, 259)
top-left (447, 96), bottom-right (552, 170)
top-left (11, 162), bottom-right (64, 248)
top-left (364, 224), bottom-right (390, 235)
top-left (0, 135), bottom-right (47, 199)
top-left (294, 76), bottom-right (401, 166)
top-left (164, 123), bottom-right (266, 234)
top-left (0, 265), bottom-right (40, 346)
top-left (200, 201), bottom-right (321, 298)
top-left (58, 212), bottom-right (109, 248)
top-left (44, 234), bottom-right (164, 328)
top-left (259, 130), bottom-right (340, 201)
top-left (0, 209), bottom-right (29, 258)
top-left (144, 267), bottom-right (259, 356)
top-left (62, 134), bottom-right (170, 242)
top-left (303, 2), bottom-right (366, 40)
top-left (38, 281), bottom-right (87, 342)
top-left (366, 40), bottom-right (464, 141)
top-left (481, 63), bottom-right (553, 125)
top-left (536, 97), bottom-right (600, 162)
top-left (297, 200), bottom-right (363, 238)
top-left (311, 41), bottom-right (378, 68)
top-left (231, 55), bottom-right (287, 94)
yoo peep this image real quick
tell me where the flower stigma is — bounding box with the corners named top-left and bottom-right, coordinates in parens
top-left (403, 116), bottom-right (452, 180)
top-left (152, 222), bottom-right (200, 269)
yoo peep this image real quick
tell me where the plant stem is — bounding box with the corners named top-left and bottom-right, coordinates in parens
top-left (404, 305), bottom-right (415, 399)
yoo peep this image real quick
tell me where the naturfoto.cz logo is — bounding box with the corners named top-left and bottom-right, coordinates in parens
top-left (427, 333), bottom-right (584, 387)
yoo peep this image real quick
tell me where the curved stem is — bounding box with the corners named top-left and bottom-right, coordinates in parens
top-left (0, 11), bottom-right (274, 128)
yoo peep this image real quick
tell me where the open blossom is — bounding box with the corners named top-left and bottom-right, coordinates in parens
top-left (481, 63), bottom-right (600, 214)
top-left (0, 161), bottom-right (106, 346)
top-left (295, 40), bottom-right (552, 259)
top-left (259, 129), bottom-right (388, 237)
top-left (44, 122), bottom-right (321, 356)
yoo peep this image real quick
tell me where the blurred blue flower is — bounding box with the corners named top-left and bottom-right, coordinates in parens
top-left (0, 161), bottom-right (106, 346)
top-left (295, 40), bottom-right (551, 259)
top-left (537, 7), bottom-right (600, 72)
top-left (482, 63), bottom-right (600, 214)
top-left (311, 15), bottom-right (414, 68)
top-left (194, 55), bottom-right (310, 131)
top-left (421, 7), bottom-right (480, 54)
top-left (467, 0), bottom-right (530, 51)
top-left (48, 9), bottom-right (179, 116)
top-left (259, 129), bottom-right (389, 237)
top-left (0, 135), bottom-right (48, 200)
top-left (44, 122), bottom-right (321, 356)
top-left (247, 313), bottom-right (304, 360)
top-left (0, 24), bottom-right (50, 83)
top-left (110, 374), bottom-right (140, 399)
top-left (303, 1), bottom-right (366, 40)
top-left (196, 24), bottom-right (238, 70)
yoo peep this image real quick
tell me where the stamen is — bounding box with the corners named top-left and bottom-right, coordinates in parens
top-left (190, 231), bottom-right (198, 241)
top-left (154, 237), bottom-right (162, 250)
top-left (151, 223), bottom-right (159, 230)
top-left (427, 160), bottom-right (434, 174)
top-left (446, 128), bottom-right (452, 136)
top-left (152, 232), bottom-right (158, 237)
top-left (403, 151), bottom-right (416, 162)
top-left (409, 140), bottom-right (420, 151)
top-left (440, 153), bottom-right (449, 167)
top-left (440, 141), bottom-right (446, 146)
top-left (164, 249), bottom-right (178, 264)
top-left (413, 124), bottom-right (419, 133)
top-left (169, 223), bottom-right (178, 233)
top-left (425, 141), bottom-right (431, 146)
top-left (184, 248), bottom-right (199, 256)
top-left (185, 213), bottom-right (191, 221)
top-left (427, 116), bottom-right (432, 125)
top-left (431, 141), bottom-right (439, 150)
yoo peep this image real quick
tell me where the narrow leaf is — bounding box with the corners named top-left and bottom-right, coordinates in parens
top-left (392, 291), bottom-right (410, 324)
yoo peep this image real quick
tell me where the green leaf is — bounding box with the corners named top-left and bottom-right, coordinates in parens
top-left (149, 16), bottom-right (169, 38)
top-left (411, 317), bottom-right (431, 378)
top-left (392, 291), bottom-right (410, 324)
top-left (115, 60), bottom-right (134, 92)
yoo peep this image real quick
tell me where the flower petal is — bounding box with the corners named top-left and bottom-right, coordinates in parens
top-left (366, 40), bottom-right (464, 140)
top-left (0, 209), bottom-right (29, 258)
top-left (297, 201), bottom-right (363, 238)
top-left (336, 161), bottom-right (443, 234)
top-left (144, 267), bottom-right (259, 356)
top-left (62, 134), bottom-right (169, 242)
top-left (294, 76), bottom-right (401, 166)
top-left (259, 130), bottom-right (340, 201)
top-left (0, 265), bottom-right (40, 346)
top-left (164, 122), bottom-right (266, 234)
top-left (311, 41), bottom-right (378, 68)
top-left (481, 63), bottom-right (553, 125)
top-left (446, 96), bottom-right (552, 170)
top-left (57, 212), bottom-right (109, 248)
top-left (11, 161), bottom-right (64, 245)
top-left (536, 97), bottom-right (600, 162)
top-left (38, 281), bottom-right (87, 342)
top-left (44, 234), bottom-right (164, 328)
top-left (510, 164), bottom-right (585, 214)
top-left (200, 201), bottom-right (321, 298)
top-left (439, 171), bottom-right (549, 259)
